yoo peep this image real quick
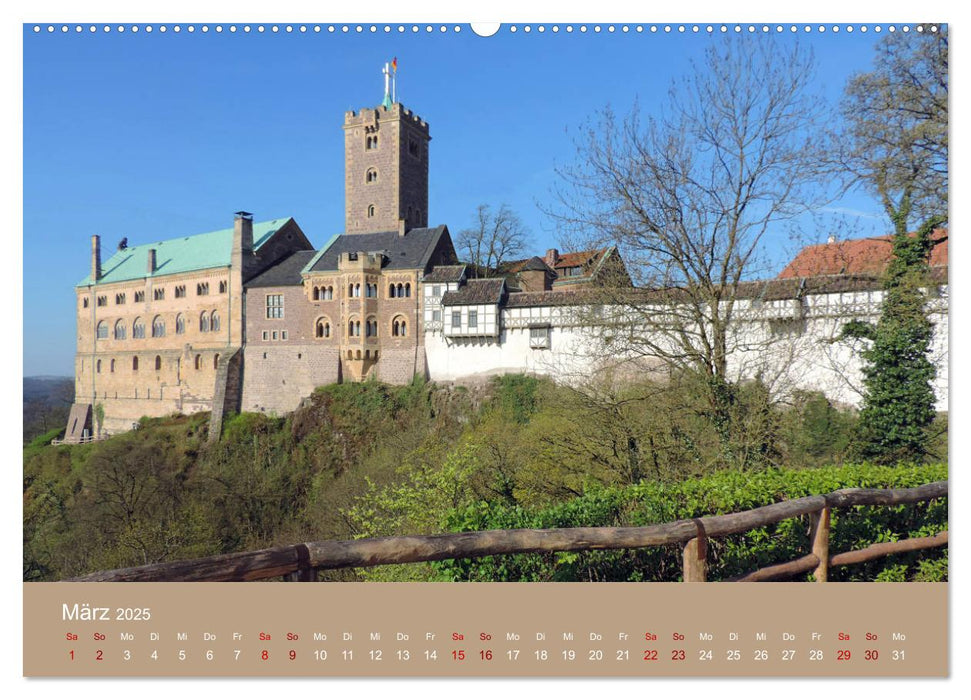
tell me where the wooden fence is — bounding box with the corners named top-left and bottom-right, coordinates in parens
top-left (70, 480), bottom-right (948, 583)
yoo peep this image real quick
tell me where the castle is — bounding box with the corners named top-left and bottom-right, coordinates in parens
top-left (64, 94), bottom-right (949, 442)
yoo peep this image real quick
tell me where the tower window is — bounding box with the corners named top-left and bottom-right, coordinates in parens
top-left (82, 297), bottom-right (89, 308)
top-left (96, 321), bottom-right (108, 339)
top-left (219, 280), bottom-right (227, 294)
top-left (409, 138), bottom-right (419, 158)
top-left (115, 293), bottom-right (126, 305)
top-left (366, 168), bottom-right (378, 184)
top-left (132, 356), bottom-right (139, 371)
top-left (134, 291), bottom-right (145, 303)
top-left (367, 205), bottom-right (376, 218)
top-left (153, 288), bottom-right (165, 301)
top-left (175, 285), bottom-right (186, 298)
top-left (155, 355), bottom-right (162, 371)
top-left (366, 135), bottom-right (378, 150)
top-left (197, 282), bottom-right (209, 296)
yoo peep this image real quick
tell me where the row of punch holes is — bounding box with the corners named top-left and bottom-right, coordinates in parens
top-left (32, 24), bottom-right (940, 36)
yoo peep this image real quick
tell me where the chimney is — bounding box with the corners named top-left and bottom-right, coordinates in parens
top-left (147, 248), bottom-right (157, 274)
top-left (234, 211), bottom-right (254, 254)
top-left (545, 248), bottom-right (559, 267)
top-left (398, 218), bottom-right (407, 237)
top-left (90, 235), bottom-right (101, 282)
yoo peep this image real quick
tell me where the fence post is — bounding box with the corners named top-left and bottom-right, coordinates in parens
top-left (810, 505), bottom-right (830, 583)
top-left (683, 520), bottom-right (708, 582)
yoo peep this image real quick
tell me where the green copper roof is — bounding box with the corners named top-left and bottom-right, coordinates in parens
top-left (77, 218), bottom-right (292, 287)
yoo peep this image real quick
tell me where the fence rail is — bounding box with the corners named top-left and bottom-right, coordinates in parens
top-left (69, 480), bottom-right (948, 583)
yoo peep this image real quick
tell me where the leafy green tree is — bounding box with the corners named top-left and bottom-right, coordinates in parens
top-left (846, 221), bottom-right (941, 463)
top-left (840, 28), bottom-right (948, 462)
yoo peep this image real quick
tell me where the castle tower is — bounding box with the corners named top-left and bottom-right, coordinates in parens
top-left (343, 102), bottom-right (430, 234)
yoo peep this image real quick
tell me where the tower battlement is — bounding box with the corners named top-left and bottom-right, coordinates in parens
top-left (343, 103), bottom-right (429, 134)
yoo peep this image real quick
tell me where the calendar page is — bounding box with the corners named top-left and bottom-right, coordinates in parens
top-left (21, 12), bottom-right (950, 685)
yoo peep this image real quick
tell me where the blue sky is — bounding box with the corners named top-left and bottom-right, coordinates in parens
top-left (24, 23), bottom-right (895, 376)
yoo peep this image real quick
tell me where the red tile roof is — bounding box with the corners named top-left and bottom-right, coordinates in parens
top-left (778, 230), bottom-right (948, 279)
top-left (553, 249), bottom-right (606, 269)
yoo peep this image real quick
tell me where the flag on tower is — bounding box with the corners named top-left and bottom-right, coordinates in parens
top-left (392, 57), bottom-right (398, 72)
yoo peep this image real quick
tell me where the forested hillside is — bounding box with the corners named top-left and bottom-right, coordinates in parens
top-left (23, 375), bottom-right (947, 582)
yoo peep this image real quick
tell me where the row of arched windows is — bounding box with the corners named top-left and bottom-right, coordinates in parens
top-left (94, 353), bottom-right (220, 373)
top-left (388, 283), bottom-right (412, 298)
top-left (96, 311), bottom-right (220, 341)
top-left (316, 315), bottom-right (408, 339)
top-left (315, 282), bottom-right (413, 300)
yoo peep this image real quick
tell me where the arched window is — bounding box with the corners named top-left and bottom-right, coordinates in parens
top-left (389, 283), bottom-right (396, 298)
top-left (155, 355), bottom-right (162, 371)
top-left (114, 320), bottom-right (126, 340)
top-left (175, 314), bottom-right (185, 334)
top-left (315, 318), bottom-right (331, 339)
top-left (213, 354), bottom-right (220, 369)
top-left (200, 311), bottom-right (210, 333)
top-left (211, 310), bottom-right (220, 332)
top-left (194, 354), bottom-right (201, 370)
top-left (348, 283), bottom-right (354, 297)
top-left (313, 287), bottom-right (320, 300)
top-left (219, 280), bottom-right (227, 293)
top-left (405, 283), bottom-right (411, 298)
top-left (132, 317), bottom-right (145, 339)
top-left (392, 316), bottom-right (408, 337)
top-left (366, 317), bottom-right (378, 337)
top-left (396, 283), bottom-right (404, 297)
top-left (132, 356), bottom-right (139, 371)
top-left (367, 204), bottom-right (376, 218)
top-left (96, 359), bottom-right (102, 373)
top-left (326, 286), bottom-right (334, 300)
top-left (354, 283), bottom-right (361, 297)
top-left (366, 168), bottom-right (378, 183)
top-left (96, 321), bottom-right (108, 339)
top-left (152, 315), bottom-right (165, 338)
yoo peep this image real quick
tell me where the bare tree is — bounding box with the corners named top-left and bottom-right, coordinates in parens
top-left (549, 38), bottom-right (827, 437)
top-left (456, 204), bottom-right (528, 278)
top-left (840, 26), bottom-right (947, 233)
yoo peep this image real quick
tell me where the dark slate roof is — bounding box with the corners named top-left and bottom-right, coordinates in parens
top-left (307, 226), bottom-right (448, 273)
top-left (246, 250), bottom-right (317, 288)
top-left (442, 278), bottom-right (506, 306)
top-left (423, 265), bottom-right (467, 283)
top-left (520, 256), bottom-right (554, 273)
top-left (502, 270), bottom-right (950, 308)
